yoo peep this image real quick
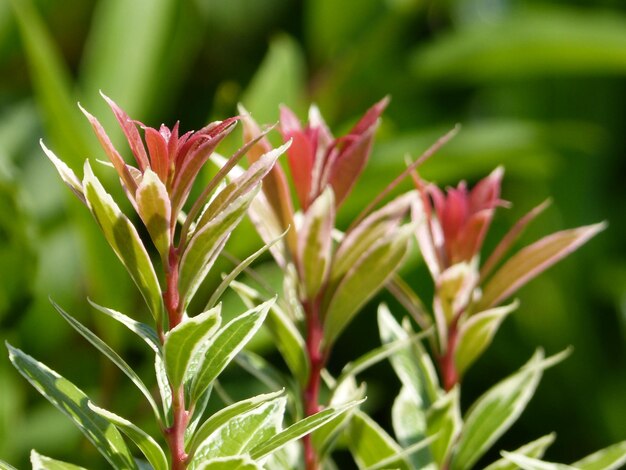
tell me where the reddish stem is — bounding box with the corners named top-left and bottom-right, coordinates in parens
top-left (302, 298), bottom-right (325, 470)
top-left (164, 246), bottom-right (182, 329)
top-left (165, 386), bottom-right (189, 470)
top-left (439, 316), bottom-right (460, 391)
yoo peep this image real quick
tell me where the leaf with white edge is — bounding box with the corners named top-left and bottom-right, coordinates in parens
top-left (574, 440), bottom-right (626, 470)
top-left (392, 386), bottom-right (434, 470)
top-left (0, 460), bottom-right (17, 470)
top-left (164, 306), bottom-right (221, 389)
top-left (6, 343), bottom-right (138, 469)
top-left (250, 399), bottom-right (365, 460)
top-left (477, 223), bottom-right (606, 310)
top-left (451, 349), bottom-right (571, 470)
top-left (190, 299), bottom-right (273, 402)
top-left (40, 141), bottom-right (86, 204)
top-left (136, 168), bottom-right (171, 264)
top-left (235, 351), bottom-right (289, 393)
top-left (323, 225), bottom-right (413, 348)
top-left (30, 450), bottom-right (87, 470)
top-left (298, 187), bottom-right (335, 299)
top-left (231, 280), bottom-right (309, 387)
top-left (347, 410), bottom-right (412, 470)
top-left (188, 390), bottom-right (285, 456)
top-left (88, 299), bottom-right (161, 354)
top-left (332, 191), bottom-right (414, 282)
top-left (248, 190), bottom-right (288, 267)
top-left (190, 396), bottom-right (286, 465)
top-left (502, 452), bottom-right (575, 470)
top-left (155, 354), bottom-right (172, 426)
top-left (179, 188), bottom-right (259, 307)
top-left (426, 386), bottom-right (462, 467)
top-left (378, 304), bottom-right (438, 408)
top-left (484, 433), bottom-right (556, 470)
top-left (455, 301), bottom-right (519, 377)
top-left (196, 456), bottom-right (262, 470)
top-left (88, 403), bottom-right (168, 470)
top-left (185, 387), bottom-right (212, 445)
top-left (51, 299), bottom-right (163, 423)
top-left (205, 228), bottom-right (288, 310)
top-left (365, 435), bottom-right (439, 470)
top-left (82, 160), bottom-right (163, 322)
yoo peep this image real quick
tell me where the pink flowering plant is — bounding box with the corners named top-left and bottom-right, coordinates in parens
top-left (2, 94), bottom-right (626, 470)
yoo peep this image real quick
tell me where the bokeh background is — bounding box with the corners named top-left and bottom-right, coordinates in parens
top-left (1, 0), bottom-right (625, 467)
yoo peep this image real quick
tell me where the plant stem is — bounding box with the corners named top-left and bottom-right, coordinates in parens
top-left (302, 297), bottom-right (325, 470)
top-left (164, 246), bottom-right (182, 328)
top-left (439, 316), bottom-right (459, 391)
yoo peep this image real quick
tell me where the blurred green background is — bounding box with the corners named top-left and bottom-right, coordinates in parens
top-left (0, 0), bottom-right (625, 467)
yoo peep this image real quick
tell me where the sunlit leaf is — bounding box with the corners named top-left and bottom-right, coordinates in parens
top-left (484, 433), bottom-right (556, 470)
top-left (501, 451), bottom-right (575, 470)
top-left (136, 169), bottom-right (171, 264)
top-left (88, 403), bottom-right (168, 470)
top-left (477, 223), bottom-right (606, 310)
top-left (426, 386), bottom-right (462, 467)
top-left (82, 160), bottom-right (163, 323)
top-left (196, 456), bottom-right (262, 470)
top-left (51, 300), bottom-right (163, 423)
top-left (574, 440), bottom-right (626, 470)
top-left (6, 344), bottom-right (137, 469)
top-left (391, 386), bottom-right (434, 469)
top-left (190, 300), bottom-right (273, 402)
top-left (155, 354), bottom-right (172, 427)
top-left (40, 141), bottom-right (86, 204)
top-left (164, 306), bottom-right (221, 389)
top-left (323, 225), bottom-right (413, 347)
top-left (450, 349), bottom-right (571, 470)
top-left (190, 396), bottom-right (286, 464)
top-left (30, 450), bottom-right (87, 470)
top-left (455, 301), bottom-right (519, 377)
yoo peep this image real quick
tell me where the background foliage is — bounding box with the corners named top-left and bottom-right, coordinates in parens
top-left (0, 0), bottom-right (624, 467)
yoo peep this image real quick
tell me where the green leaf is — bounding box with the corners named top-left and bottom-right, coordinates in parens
top-left (88, 299), bottom-right (161, 354)
top-left (411, 8), bottom-right (626, 84)
top-left (155, 354), bottom-right (172, 426)
top-left (378, 304), bottom-right (440, 408)
top-left (501, 452), bottom-right (575, 470)
top-left (40, 141), bottom-right (86, 204)
top-left (250, 400), bottom-right (365, 460)
top-left (189, 390), bottom-right (285, 457)
top-left (574, 440), bottom-right (626, 470)
top-left (82, 160), bottom-right (163, 323)
top-left (205, 229), bottom-right (288, 310)
top-left (392, 386), bottom-right (434, 470)
top-left (30, 450), bottom-right (87, 470)
top-left (190, 396), bottom-right (286, 464)
top-left (51, 299), bottom-right (163, 423)
top-left (323, 224), bottom-right (412, 347)
top-left (451, 349), bottom-right (571, 470)
top-left (426, 386), bottom-right (462, 467)
top-left (179, 188), bottom-right (259, 308)
top-left (477, 223), bottom-right (606, 310)
top-left (164, 306), bottom-right (221, 389)
top-left (136, 169), bottom-right (171, 264)
top-left (6, 343), bottom-right (138, 469)
top-left (0, 459), bottom-right (18, 470)
top-left (347, 410), bottom-right (412, 470)
top-left (484, 433), bottom-right (556, 470)
top-left (298, 188), bottom-right (335, 299)
top-left (240, 34), bottom-right (306, 123)
top-left (455, 301), bottom-right (519, 377)
top-left (195, 456), bottom-right (262, 470)
top-left (190, 299), bottom-right (273, 402)
top-left (88, 403), bottom-right (168, 470)
top-left (231, 280), bottom-right (309, 387)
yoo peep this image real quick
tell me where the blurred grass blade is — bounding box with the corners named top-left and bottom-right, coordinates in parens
top-left (164, 306), bottom-right (221, 389)
top-left (52, 299), bottom-right (163, 424)
top-left (6, 343), bottom-right (138, 470)
top-left (0, 459), bottom-right (18, 470)
top-left (30, 450), bottom-right (87, 470)
top-left (88, 403), bottom-right (168, 470)
top-left (8, 0), bottom-right (92, 167)
top-left (484, 433), bottom-right (556, 470)
top-left (574, 440), bottom-right (626, 470)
